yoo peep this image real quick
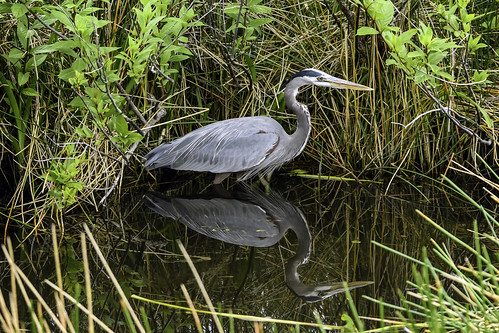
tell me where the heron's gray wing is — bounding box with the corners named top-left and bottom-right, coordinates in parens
top-left (144, 117), bottom-right (281, 173)
top-left (144, 194), bottom-right (282, 247)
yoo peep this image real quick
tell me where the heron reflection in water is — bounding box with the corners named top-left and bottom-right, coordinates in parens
top-left (144, 69), bottom-right (372, 183)
top-left (144, 186), bottom-right (372, 302)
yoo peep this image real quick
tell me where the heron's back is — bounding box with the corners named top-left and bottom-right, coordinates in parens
top-left (143, 116), bottom-right (289, 175)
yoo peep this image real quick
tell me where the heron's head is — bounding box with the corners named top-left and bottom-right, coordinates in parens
top-left (283, 68), bottom-right (373, 95)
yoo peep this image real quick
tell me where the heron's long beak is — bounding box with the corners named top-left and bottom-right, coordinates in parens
top-left (326, 77), bottom-right (373, 91)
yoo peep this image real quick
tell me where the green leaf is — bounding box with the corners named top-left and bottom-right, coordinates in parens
top-left (356, 26), bottom-right (379, 36)
top-left (473, 70), bottom-right (489, 83)
top-left (248, 4), bottom-right (271, 14)
top-left (398, 29), bottom-right (417, 44)
top-left (31, 40), bottom-right (79, 57)
top-left (367, 0), bottom-right (394, 30)
top-left (49, 10), bottom-right (76, 32)
top-left (72, 58), bottom-right (88, 71)
top-left (407, 50), bottom-right (425, 58)
top-left (25, 54), bottom-right (48, 72)
top-left (179, 6), bottom-right (196, 21)
top-left (428, 51), bottom-right (445, 66)
top-left (59, 68), bottom-right (77, 81)
top-left (6, 48), bottom-right (24, 63)
top-left (414, 71), bottom-right (431, 84)
top-left (76, 125), bottom-right (93, 138)
top-left (109, 114), bottom-right (128, 135)
top-left (385, 59), bottom-right (398, 66)
top-left (124, 132), bottom-right (143, 145)
top-left (11, 3), bottom-right (28, 18)
top-left (21, 88), bottom-right (39, 96)
top-left (247, 18), bottom-right (272, 28)
top-left (244, 54), bottom-right (256, 82)
top-left (247, 0), bottom-right (263, 6)
top-left (418, 23), bottom-right (433, 46)
top-left (169, 54), bottom-right (190, 62)
top-left (224, 5), bottom-right (245, 18)
top-left (17, 19), bottom-right (28, 49)
top-left (18, 72), bottom-right (30, 86)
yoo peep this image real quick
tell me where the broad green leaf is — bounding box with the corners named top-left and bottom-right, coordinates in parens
top-left (247, 18), bottom-right (272, 28)
top-left (247, 0), bottom-right (263, 6)
top-left (72, 58), bottom-right (88, 71)
top-left (414, 71), bottom-right (430, 84)
top-left (407, 50), bottom-right (425, 58)
top-left (17, 19), bottom-right (28, 49)
top-left (437, 71), bottom-right (454, 81)
top-left (49, 10), bottom-right (76, 32)
top-left (99, 46), bottom-right (120, 54)
top-left (224, 5), bottom-right (246, 18)
top-left (59, 68), bottom-right (77, 81)
top-left (473, 70), bottom-right (489, 83)
top-left (18, 72), bottom-right (30, 86)
top-left (109, 114), bottom-right (128, 134)
top-left (367, 0), bottom-right (393, 30)
top-left (164, 17), bottom-right (184, 36)
top-left (145, 15), bottom-right (166, 32)
top-left (169, 54), bottom-right (190, 62)
top-left (179, 6), bottom-right (196, 21)
top-left (356, 26), bottom-right (379, 36)
top-left (11, 3), bottom-right (28, 18)
top-left (32, 40), bottom-right (79, 57)
top-left (385, 59), bottom-right (398, 66)
top-left (248, 4), bottom-right (271, 14)
top-left (124, 132), bottom-right (143, 145)
top-left (428, 51), bottom-right (445, 66)
top-left (6, 48), bottom-right (24, 62)
top-left (25, 54), bottom-right (48, 72)
top-left (21, 87), bottom-right (39, 96)
top-left (418, 23), bottom-right (433, 46)
top-left (398, 29), bottom-right (417, 44)
top-left (244, 54), bottom-right (256, 82)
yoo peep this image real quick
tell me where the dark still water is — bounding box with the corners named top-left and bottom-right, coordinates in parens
top-left (3, 174), bottom-right (480, 331)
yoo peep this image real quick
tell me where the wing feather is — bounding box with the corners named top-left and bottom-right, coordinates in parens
top-left (144, 117), bottom-right (282, 173)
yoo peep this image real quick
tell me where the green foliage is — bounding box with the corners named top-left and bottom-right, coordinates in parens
top-left (116, 0), bottom-right (200, 82)
top-left (223, 0), bottom-right (272, 53)
top-left (355, 0), bottom-right (490, 88)
top-left (45, 154), bottom-right (86, 209)
top-left (1, 0), bottom-right (199, 209)
top-left (362, 177), bottom-right (499, 331)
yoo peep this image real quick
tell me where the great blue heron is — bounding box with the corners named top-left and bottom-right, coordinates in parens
top-left (144, 68), bottom-right (372, 183)
top-left (144, 186), bottom-right (372, 302)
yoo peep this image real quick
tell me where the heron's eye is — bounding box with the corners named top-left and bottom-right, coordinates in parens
top-left (317, 77), bottom-right (324, 81)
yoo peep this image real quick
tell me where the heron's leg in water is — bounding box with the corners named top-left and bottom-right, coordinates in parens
top-left (258, 172), bottom-right (272, 194)
top-left (213, 172), bottom-right (231, 184)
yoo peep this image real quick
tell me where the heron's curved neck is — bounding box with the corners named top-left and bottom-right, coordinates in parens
top-left (284, 87), bottom-right (311, 157)
top-left (284, 209), bottom-right (312, 294)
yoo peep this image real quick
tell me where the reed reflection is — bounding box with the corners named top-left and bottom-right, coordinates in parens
top-left (144, 185), bottom-right (372, 302)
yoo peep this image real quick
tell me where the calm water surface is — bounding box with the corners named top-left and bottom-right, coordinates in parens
top-left (4, 174), bottom-right (479, 331)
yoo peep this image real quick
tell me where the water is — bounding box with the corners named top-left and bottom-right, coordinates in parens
top-left (1, 174), bottom-right (479, 331)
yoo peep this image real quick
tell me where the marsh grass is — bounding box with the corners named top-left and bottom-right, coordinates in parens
top-left (1, 0), bottom-right (497, 225)
top-left (0, 220), bottom-right (347, 332)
